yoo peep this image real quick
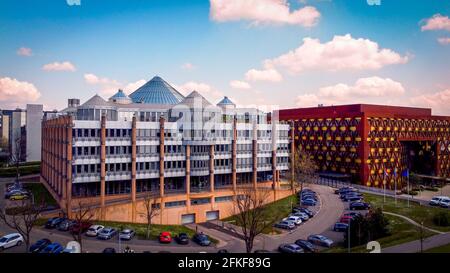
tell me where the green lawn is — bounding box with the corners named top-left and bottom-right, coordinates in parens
top-left (363, 193), bottom-right (450, 232)
top-left (23, 183), bottom-right (57, 206)
top-left (0, 164), bottom-right (40, 177)
top-left (324, 214), bottom-right (436, 253)
top-left (224, 193), bottom-right (299, 234)
top-left (424, 243), bottom-right (450, 253)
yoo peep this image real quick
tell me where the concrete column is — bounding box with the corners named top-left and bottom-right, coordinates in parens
top-left (100, 115), bottom-right (106, 220)
top-left (131, 116), bottom-right (137, 222)
top-left (66, 116), bottom-right (73, 218)
top-left (272, 119), bottom-right (278, 190)
top-left (209, 145), bottom-right (215, 192)
top-left (186, 145), bottom-right (191, 211)
top-left (159, 116), bottom-right (165, 197)
top-left (232, 117), bottom-right (237, 192)
top-left (252, 120), bottom-right (258, 189)
top-left (290, 120), bottom-right (295, 191)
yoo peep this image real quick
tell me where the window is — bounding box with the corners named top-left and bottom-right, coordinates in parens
top-left (215, 196), bottom-right (233, 203)
top-left (165, 200), bottom-right (186, 208)
top-left (191, 198), bottom-right (211, 206)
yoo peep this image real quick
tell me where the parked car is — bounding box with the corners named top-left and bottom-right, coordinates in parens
top-left (301, 199), bottom-right (317, 206)
top-left (45, 217), bottom-right (66, 229)
top-left (283, 216), bottom-right (302, 225)
top-left (342, 195), bottom-right (363, 202)
top-left (159, 231), bottom-right (172, 244)
top-left (4, 188), bottom-right (28, 199)
top-left (119, 229), bottom-right (135, 241)
top-left (274, 220), bottom-right (296, 230)
top-left (291, 212), bottom-right (309, 221)
top-left (192, 233), bottom-right (211, 246)
top-left (29, 238), bottom-right (51, 253)
top-left (174, 233), bottom-right (190, 245)
top-left (0, 233), bottom-right (24, 250)
top-left (102, 247), bottom-right (116, 253)
top-left (9, 192), bottom-right (30, 201)
top-left (278, 243), bottom-right (304, 253)
top-left (307, 234), bottom-right (334, 248)
top-left (430, 196), bottom-right (449, 206)
top-left (86, 225), bottom-right (104, 237)
top-left (253, 249), bottom-right (271, 253)
top-left (57, 219), bottom-right (76, 231)
top-left (350, 202), bottom-right (370, 210)
top-left (293, 207), bottom-right (315, 218)
top-left (439, 198), bottom-right (450, 208)
top-left (217, 249), bottom-right (229, 253)
top-left (334, 222), bottom-right (349, 232)
top-left (40, 243), bottom-right (64, 253)
top-left (339, 215), bottom-right (353, 224)
top-left (294, 239), bottom-right (317, 253)
top-left (70, 221), bottom-right (92, 234)
top-left (97, 227), bottom-right (117, 240)
top-left (343, 212), bottom-right (361, 218)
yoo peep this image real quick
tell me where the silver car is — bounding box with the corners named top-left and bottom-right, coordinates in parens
top-left (119, 229), bottom-right (135, 240)
top-left (0, 233), bottom-right (24, 250)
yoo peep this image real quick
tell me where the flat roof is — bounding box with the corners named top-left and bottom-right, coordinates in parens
top-left (278, 104), bottom-right (450, 120)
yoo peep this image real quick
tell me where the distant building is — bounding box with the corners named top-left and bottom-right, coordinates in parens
top-left (26, 104), bottom-right (44, 162)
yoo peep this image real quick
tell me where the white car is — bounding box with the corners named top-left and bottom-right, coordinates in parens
top-left (291, 212), bottom-right (309, 221)
top-left (283, 216), bottom-right (302, 225)
top-left (0, 233), bottom-right (24, 250)
top-left (86, 225), bottom-right (104, 237)
top-left (439, 197), bottom-right (450, 208)
top-left (429, 196), bottom-right (449, 206)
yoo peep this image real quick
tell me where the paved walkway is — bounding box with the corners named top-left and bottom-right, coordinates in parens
top-left (383, 232), bottom-right (450, 253)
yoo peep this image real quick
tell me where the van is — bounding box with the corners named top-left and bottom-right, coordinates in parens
top-left (429, 196), bottom-right (448, 206)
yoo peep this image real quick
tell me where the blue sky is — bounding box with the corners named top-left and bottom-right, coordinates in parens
top-left (0, 0), bottom-right (449, 114)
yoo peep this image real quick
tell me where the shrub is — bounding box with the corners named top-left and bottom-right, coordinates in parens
top-left (424, 187), bottom-right (439, 192)
top-left (433, 212), bottom-right (450, 227)
top-left (401, 189), bottom-right (418, 196)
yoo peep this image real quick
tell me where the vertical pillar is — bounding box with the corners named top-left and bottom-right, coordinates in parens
top-left (272, 118), bottom-right (278, 190)
top-left (66, 116), bottom-right (73, 218)
top-left (232, 117), bottom-right (237, 192)
top-left (131, 116), bottom-right (137, 222)
top-left (209, 145), bottom-right (215, 192)
top-left (100, 115), bottom-right (106, 220)
top-left (252, 120), bottom-right (258, 189)
top-left (360, 113), bottom-right (370, 186)
top-left (186, 145), bottom-right (191, 211)
top-left (159, 116), bottom-right (165, 197)
top-left (290, 120), bottom-right (295, 187)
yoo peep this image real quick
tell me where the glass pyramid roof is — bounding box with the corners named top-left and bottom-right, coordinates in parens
top-left (129, 76), bottom-right (185, 105)
top-left (217, 96), bottom-right (235, 106)
top-left (110, 89), bottom-right (129, 99)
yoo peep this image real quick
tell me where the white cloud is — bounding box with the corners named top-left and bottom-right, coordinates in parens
top-left (84, 73), bottom-right (144, 97)
top-left (230, 80), bottom-right (251, 89)
top-left (437, 37), bottom-right (450, 45)
top-left (0, 77), bottom-right (41, 106)
top-left (123, 79), bottom-right (146, 93)
top-left (181, 62), bottom-right (196, 70)
top-left (210, 0), bottom-right (320, 27)
top-left (410, 88), bottom-right (450, 115)
top-left (16, 47), bottom-right (32, 57)
top-left (42, 61), bottom-right (76, 72)
top-left (296, 77), bottom-right (405, 107)
top-left (265, 34), bottom-right (408, 74)
top-left (245, 67), bottom-right (283, 82)
top-left (421, 14), bottom-right (450, 32)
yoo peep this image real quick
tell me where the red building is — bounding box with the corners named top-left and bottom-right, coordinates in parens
top-left (278, 104), bottom-right (450, 189)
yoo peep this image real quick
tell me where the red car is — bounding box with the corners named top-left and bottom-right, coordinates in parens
top-left (70, 221), bottom-right (92, 234)
top-left (159, 232), bottom-right (172, 243)
top-left (339, 215), bottom-right (353, 224)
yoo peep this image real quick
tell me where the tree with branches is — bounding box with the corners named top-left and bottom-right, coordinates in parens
top-left (0, 200), bottom-right (45, 252)
top-left (232, 187), bottom-right (278, 253)
top-left (290, 145), bottom-right (318, 196)
top-left (140, 194), bottom-right (160, 239)
top-left (10, 135), bottom-right (25, 186)
top-left (70, 201), bottom-right (95, 252)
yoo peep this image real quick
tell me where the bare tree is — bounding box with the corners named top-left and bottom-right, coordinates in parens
top-left (232, 187), bottom-right (277, 253)
top-left (290, 146), bottom-right (318, 195)
top-left (0, 200), bottom-right (45, 252)
top-left (70, 201), bottom-right (95, 252)
top-left (140, 193), bottom-right (160, 239)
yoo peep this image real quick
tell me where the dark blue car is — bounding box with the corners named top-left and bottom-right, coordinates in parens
top-left (301, 199), bottom-right (317, 206)
top-left (333, 222), bottom-right (349, 232)
top-left (29, 238), bottom-right (51, 253)
top-left (40, 243), bottom-right (64, 253)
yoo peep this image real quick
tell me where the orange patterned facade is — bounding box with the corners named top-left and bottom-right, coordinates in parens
top-left (279, 104), bottom-right (450, 189)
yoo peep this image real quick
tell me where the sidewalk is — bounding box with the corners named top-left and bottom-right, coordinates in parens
top-left (383, 232), bottom-right (450, 253)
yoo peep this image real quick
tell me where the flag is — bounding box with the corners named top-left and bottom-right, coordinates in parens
top-left (401, 169), bottom-right (409, 177)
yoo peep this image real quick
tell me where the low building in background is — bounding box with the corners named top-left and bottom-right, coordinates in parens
top-left (41, 76), bottom-right (293, 224)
